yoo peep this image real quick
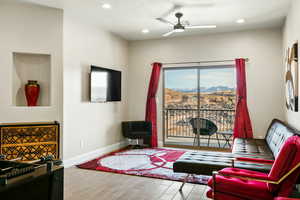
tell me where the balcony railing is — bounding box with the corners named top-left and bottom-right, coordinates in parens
top-left (164, 108), bottom-right (235, 138)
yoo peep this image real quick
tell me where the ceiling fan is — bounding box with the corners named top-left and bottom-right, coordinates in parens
top-left (157, 12), bottom-right (216, 37)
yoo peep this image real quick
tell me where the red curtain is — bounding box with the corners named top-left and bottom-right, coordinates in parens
top-left (233, 58), bottom-right (253, 138)
top-left (145, 62), bottom-right (162, 147)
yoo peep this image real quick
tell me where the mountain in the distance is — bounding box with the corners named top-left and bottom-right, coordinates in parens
top-left (170, 86), bottom-right (235, 93)
top-left (204, 86), bottom-right (235, 92)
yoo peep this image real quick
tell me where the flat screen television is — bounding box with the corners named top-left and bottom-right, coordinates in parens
top-left (90, 66), bottom-right (121, 102)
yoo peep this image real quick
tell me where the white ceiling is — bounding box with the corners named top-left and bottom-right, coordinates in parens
top-left (21, 0), bottom-right (291, 40)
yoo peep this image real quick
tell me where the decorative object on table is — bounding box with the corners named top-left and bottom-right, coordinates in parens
top-left (285, 42), bottom-right (299, 112)
top-left (77, 148), bottom-right (209, 185)
top-left (25, 80), bottom-right (40, 106)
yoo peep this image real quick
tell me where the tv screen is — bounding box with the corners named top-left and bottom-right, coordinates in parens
top-left (90, 66), bottom-right (121, 102)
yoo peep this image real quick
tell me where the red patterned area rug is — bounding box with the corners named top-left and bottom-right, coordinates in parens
top-left (77, 148), bottom-right (209, 185)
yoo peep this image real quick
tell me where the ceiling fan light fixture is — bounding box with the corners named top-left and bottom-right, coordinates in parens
top-left (174, 23), bottom-right (185, 32)
top-left (174, 28), bottom-right (185, 33)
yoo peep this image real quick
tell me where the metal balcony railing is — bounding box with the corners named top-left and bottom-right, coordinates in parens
top-left (164, 108), bottom-right (235, 138)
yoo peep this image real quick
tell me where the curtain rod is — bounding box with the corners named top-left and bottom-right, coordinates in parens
top-left (161, 58), bottom-right (249, 65)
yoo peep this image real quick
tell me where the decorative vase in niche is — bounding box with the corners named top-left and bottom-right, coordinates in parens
top-left (25, 80), bottom-right (40, 106)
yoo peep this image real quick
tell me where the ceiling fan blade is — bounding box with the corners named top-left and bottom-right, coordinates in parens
top-left (163, 30), bottom-right (175, 37)
top-left (161, 4), bottom-right (183, 18)
top-left (186, 25), bottom-right (217, 29)
top-left (181, 20), bottom-right (190, 26)
top-left (156, 18), bottom-right (175, 26)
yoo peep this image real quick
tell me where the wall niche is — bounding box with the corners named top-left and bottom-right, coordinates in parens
top-left (12, 52), bottom-right (51, 107)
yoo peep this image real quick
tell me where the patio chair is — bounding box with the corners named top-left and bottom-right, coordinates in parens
top-left (189, 118), bottom-right (219, 147)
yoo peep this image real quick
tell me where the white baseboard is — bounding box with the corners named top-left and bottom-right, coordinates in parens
top-left (63, 141), bottom-right (127, 168)
top-left (158, 141), bottom-right (164, 147)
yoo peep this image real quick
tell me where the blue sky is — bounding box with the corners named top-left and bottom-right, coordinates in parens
top-left (165, 67), bottom-right (236, 89)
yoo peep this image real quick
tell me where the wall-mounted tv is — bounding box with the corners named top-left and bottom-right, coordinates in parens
top-left (90, 66), bottom-right (121, 102)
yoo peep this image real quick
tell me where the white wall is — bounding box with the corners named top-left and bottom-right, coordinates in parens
top-left (63, 14), bottom-right (129, 160)
top-left (128, 28), bottom-right (284, 141)
top-left (283, 0), bottom-right (300, 131)
top-left (0, 1), bottom-right (63, 122)
top-left (0, 1), bottom-right (129, 162)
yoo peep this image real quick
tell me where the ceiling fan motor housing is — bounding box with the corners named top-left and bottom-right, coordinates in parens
top-left (175, 12), bottom-right (183, 19)
top-left (174, 12), bottom-right (185, 32)
top-left (174, 24), bottom-right (185, 32)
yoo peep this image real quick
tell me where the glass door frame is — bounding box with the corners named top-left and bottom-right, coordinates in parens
top-left (162, 64), bottom-right (235, 147)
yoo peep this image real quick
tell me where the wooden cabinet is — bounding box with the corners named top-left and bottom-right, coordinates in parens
top-left (0, 122), bottom-right (59, 161)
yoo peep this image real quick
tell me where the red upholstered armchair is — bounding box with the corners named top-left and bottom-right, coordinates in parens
top-left (206, 136), bottom-right (300, 200)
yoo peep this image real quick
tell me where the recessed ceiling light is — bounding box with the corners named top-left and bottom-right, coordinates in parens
top-left (142, 29), bottom-right (149, 34)
top-left (102, 3), bottom-right (111, 9)
top-left (236, 19), bottom-right (245, 24)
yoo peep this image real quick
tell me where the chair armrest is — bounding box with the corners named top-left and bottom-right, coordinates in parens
top-left (214, 162), bottom-right (300, 185)
top-left (235, 157), bottom-right (274, 165)
top-left (214, 170), bottom-right (277, 184)
top-left (218, 168), bottom-right (268, 180)
top-left (211, 170), bottom-right (275, 199)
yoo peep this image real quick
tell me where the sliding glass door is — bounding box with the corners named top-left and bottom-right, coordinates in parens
top-left (163, 66), bottom-right (236, 148)
top-left (164, 68), bottom-right (198, 139)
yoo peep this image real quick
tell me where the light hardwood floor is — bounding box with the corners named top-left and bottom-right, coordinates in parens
top-left (65, 167), bottom-right (211, 200)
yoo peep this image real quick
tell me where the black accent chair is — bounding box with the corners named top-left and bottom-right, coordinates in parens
top-left (189, 118), bottom-right (219, 147)
top-left (122, 121), bottom-right (152, 148)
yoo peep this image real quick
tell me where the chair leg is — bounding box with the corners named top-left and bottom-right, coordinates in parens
top-left (212, 172), bottom-right (218, 200)
top-left (216, 133), bottom-right (220, 148)
top-left (193, 135), bottom-right (196, 146)
top-left (208, 135), bottom-right (211, 147)
top-left (179, 174), bottom-right (190, 191)
top-left (227, 135), bottom-right (232, 148)
top-left (197, 134), bottom-right (200, 146)
top-left (227, 137), bottom-right (232, 148)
